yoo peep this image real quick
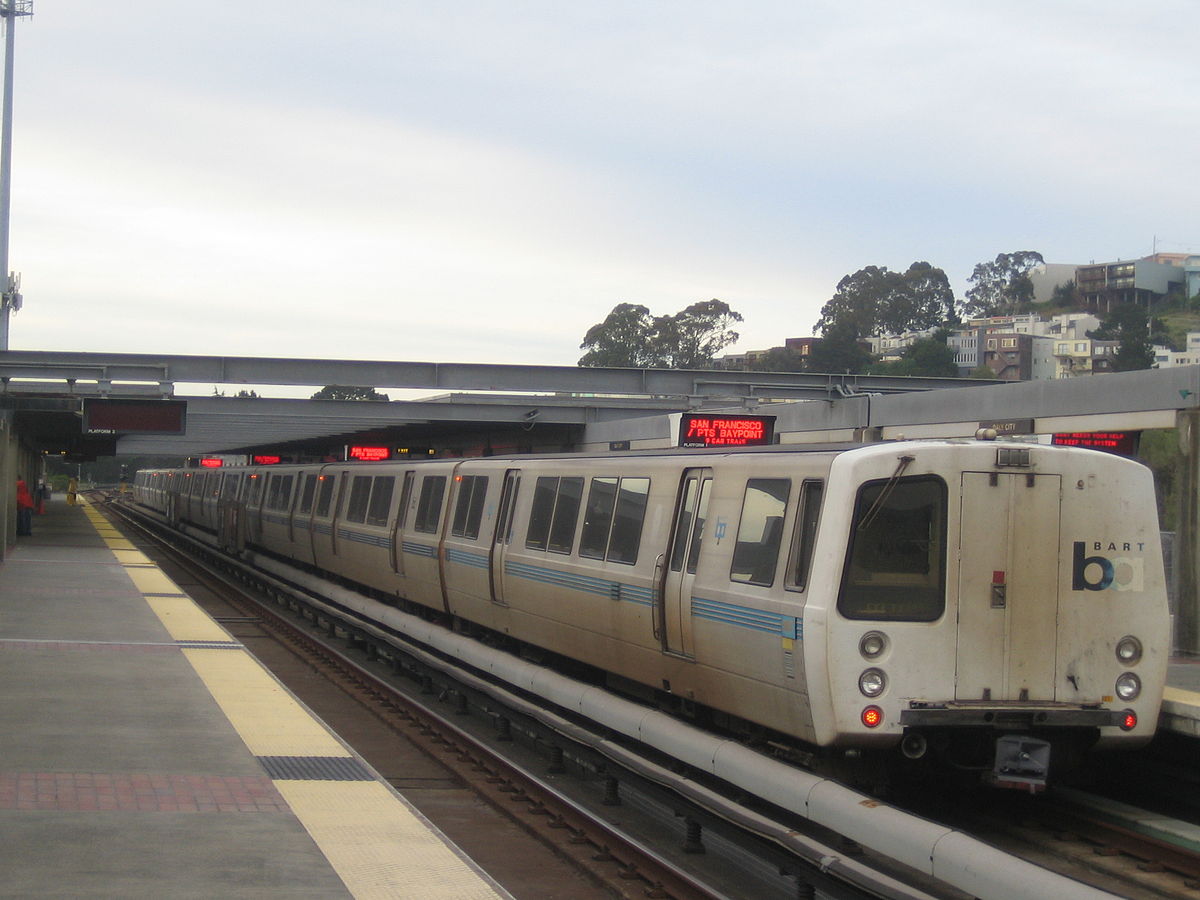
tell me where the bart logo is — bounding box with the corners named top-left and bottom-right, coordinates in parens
top-left (1072, 542), bottom-right (1144, 592)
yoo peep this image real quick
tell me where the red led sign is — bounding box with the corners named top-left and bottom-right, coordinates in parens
top-left (347, 445), bottom-right (390, 462)
top-left (1052, 432), bottom-right (1137, 455)
top-left (252, 455), bottom-right (282, 465)
top-left (199, 458), bottom-right (223, 468)
top-left (679, 414), bottom-right (775, 449)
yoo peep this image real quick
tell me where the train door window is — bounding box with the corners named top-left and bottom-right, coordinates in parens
top-left (785, 480), bottom-right (824, 592)
top-left (669, 478), bottom-right (699, 572)
top-left (315, 475), bottom-right (336, 517)
top-left (580, 478), bottom-right (618, 559)
top-left (494, 472), bottom-right (520, 545)
top-left (837, 475), bottom-right (947, 621)
top-left (246, 474), bottom-right (263, 506)
top-left (451, 475), bottom-right (488, 539)
top-left (414, 475), bottom-right (447, 534)
top-left (345, 476), bottom-right (372, 523)
top-left (607, 477), bottom-right (649, 565)
top-left (221, 473), bottom-right (242, 500)
top-left (297, 474), bottom-right (318, 514)
top-left (685, 478), bottom-right (712, 574)
top-left (365, 476), bottom-right (395, 527)
top-left (670, 474), bottom-right (712, 574)
top-left (525, 477), bottom-right (559, 550)
top-left (547, 477), bottom-right (584, 554)
top-left (276, 475), bottom-right (295, 510)
top-left (396, 472), bottom-right (415, 530)
top-left (730, 479), bottom-right (790, 587)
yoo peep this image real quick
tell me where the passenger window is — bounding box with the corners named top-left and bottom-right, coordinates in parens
top-left (547, 477), bottom-right (583, 553)
top-left (365, 476), bottom-right (395, 527)
top-left (221, 474), bottom-right (242, 500)
top-left (786, 481), bottom-right (824, 591)
top-left (345, 476), bottom-right (372, 523)
top-left (838, 476), bottom-right (947, 622)
top-left (579, 478), bottom-right (618, 559)
top-left (581, 477), bottom-right (649, 564)
top-left (414, 476), bottom-right (447, 534)
top-left (730, 478), bottom-right (790, 587)
top-left (297, 474), bottom-right (317, 514)
top-left (525, 477), bottom-right (558, 550)
top-left (314, 475), bottom-right (336, 517)
top-left (450, 475), bottom-right (489, 539)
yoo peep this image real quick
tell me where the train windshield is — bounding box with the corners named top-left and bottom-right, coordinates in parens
top-left (838, 475), bottom-right (946, 622)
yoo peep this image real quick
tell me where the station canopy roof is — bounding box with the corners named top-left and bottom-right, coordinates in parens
top-left (0, 350), bottom-right (994, 460)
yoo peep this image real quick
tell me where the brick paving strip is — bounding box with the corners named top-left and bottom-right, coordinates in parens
top-left (0, 773), bottom-right (290, 813)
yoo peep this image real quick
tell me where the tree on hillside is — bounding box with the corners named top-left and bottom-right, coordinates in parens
top-left (814, 262), bottom-right (955, 338)
top-left (961, 250), bottom-right (1045, 318)
top-left (578, 299), bottom-right (742, 369)
top-left (1088, 304), bottom-right (1155, 372)
top-left (577, 303), bottom-right (659, 367)
top-left (804, 320), bottom-right (874, 374)
top-left (310, 385), bottom-right (390, 401)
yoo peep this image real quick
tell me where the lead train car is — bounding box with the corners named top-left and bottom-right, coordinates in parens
top-left (133, 440), bottom-right (1169, 788)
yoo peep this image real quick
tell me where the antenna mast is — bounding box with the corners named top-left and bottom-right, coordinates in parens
top-left (0, 1), bottom-right (32, 351)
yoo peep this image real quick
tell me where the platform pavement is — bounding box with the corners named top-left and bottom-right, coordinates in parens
top-left (1164, 658), bottom-right (1200, 739)
top-left (0, 496), bottom-right (509, 899)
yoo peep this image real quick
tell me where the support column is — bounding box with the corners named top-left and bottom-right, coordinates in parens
top-left (1, 409), bottom-right (14, 559)
top-left (1176, 409), bottom-right (1200, 656)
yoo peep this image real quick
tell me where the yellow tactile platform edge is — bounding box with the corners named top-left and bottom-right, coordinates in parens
top-left (80, 498), bottom-right (506, 899)
top-left (275, 781), bottom-right (505, 900)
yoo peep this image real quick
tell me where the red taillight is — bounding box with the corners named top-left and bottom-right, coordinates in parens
top-left (1120, 710), bottom-right (1137, 731)
top-left (861, 706), bottom-right (883, 728)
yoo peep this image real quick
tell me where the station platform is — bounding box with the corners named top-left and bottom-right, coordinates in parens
top-left (0, 497), bottom-right (509, 899)
top-left (1164, 659), bottom-right (1200, 739)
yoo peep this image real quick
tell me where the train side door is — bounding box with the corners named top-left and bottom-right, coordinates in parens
top-left (489, 469), bottom-right (521, 606)
top-left (390, 470), bottom-right (416, 575)
top-left (329, 468), bottom-right (350, 557)
top-left (661, 468), bottom-right (712, 658)
top-left (956, 472), bottom-right (1061, 701)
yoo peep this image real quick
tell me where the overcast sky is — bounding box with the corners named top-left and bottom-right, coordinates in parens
top-left (4, 1), bottom-right (1198, 377)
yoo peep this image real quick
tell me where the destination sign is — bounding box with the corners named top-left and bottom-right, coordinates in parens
top-left (347, 445), bottom-right (390, 461)
top-left (679, 414), bottom-right (775, 449)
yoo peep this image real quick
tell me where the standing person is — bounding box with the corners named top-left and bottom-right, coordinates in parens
top-left (15, 478), bottom-right (34, 536)
top-left (67, 475), bottom-right (79, 506)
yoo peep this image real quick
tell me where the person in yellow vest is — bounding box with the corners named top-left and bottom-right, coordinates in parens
top-left (67, 475), bottom-right (79, 506)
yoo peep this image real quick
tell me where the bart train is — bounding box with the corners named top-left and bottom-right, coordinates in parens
top-left (132, 438), bottom-right (1169, 788)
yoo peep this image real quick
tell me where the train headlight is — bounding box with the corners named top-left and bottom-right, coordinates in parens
top-left (859, 668), bottom-right (887, 698)
top-left (859, 631), bottom-right (888, 660)
top-left (1115, 636), bottom-right (1142, 666)
top-left (1115, 672), bottom-right (1141, 701)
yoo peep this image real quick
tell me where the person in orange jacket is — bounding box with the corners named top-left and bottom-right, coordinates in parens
top-left (15, 478), bottom-right (34, 536)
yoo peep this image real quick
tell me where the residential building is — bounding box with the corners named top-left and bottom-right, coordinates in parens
top-left (1075, 257), bottom-right (1185, 311)
top-left (1053, 337), bottom-right (1118, 377)
top-left (1153, 332), bottom-right (1200, 369)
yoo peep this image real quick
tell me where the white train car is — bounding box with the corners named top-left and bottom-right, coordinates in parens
top-left (133, 438), bottom-right (1169, 788)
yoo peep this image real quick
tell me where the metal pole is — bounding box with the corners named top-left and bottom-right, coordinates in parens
top-left (0, 3), bottom-right (30, 351)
